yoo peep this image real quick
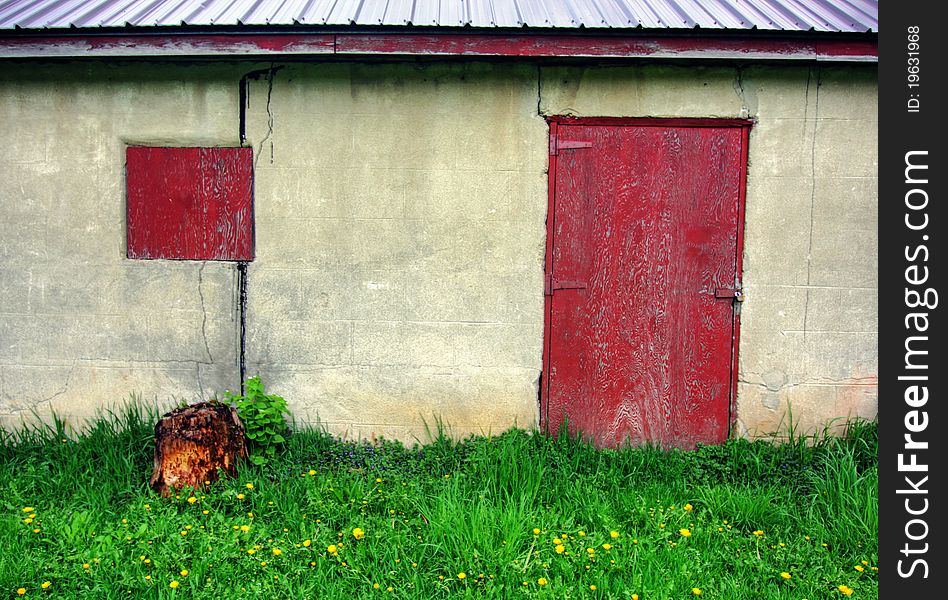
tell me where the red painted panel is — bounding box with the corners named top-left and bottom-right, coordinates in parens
top-left (543, 121), bottom-right (747, 449)
top-left (126, 146), bottom-right (253, 261)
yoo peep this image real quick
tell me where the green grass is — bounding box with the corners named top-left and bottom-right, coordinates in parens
top-left (0, 405), bottom-right (877, 599)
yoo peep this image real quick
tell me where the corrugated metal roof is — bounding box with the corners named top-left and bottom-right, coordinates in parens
top-left (0, 0), bottom-right (879, 32)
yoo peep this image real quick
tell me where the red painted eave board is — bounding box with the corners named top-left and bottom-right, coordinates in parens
top-left (0, 32), bottom-right (877, 62)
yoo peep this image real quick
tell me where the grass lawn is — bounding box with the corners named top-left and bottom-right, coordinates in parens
top-left (1, 405), bottom-right (877, 599)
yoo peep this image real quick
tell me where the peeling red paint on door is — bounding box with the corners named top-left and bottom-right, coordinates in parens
top-left (126, 146), bottom-right (253, 261)
top-left (543, 119), bottom-right (749, 449)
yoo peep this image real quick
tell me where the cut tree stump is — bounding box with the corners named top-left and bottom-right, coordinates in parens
top-left (149, 402), bottom-right (248, 497)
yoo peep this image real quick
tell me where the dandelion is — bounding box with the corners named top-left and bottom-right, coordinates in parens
top-left (22, 507), bottom-right (34, 513)
top-left (236, 494), bottom-right (245, 500)
top-left (303, 539), bottom-right (311, 547)
top-left (610, 531), bottom-right (619, 539)
top-left (537, 578), bottom-right (548, 586)
top-left (180, 570), bottom-right (189, 577)
top-left (555, 545), bottom-right (565, 554)
top-left (603, 543), bottom-right (612, 550)
top-left (16, 589), bottom-right (25, 596)
top-left (692, 588), bottom-right (702, 595)
top-left (187, 497), bottom-right (197, 504)
top-left (145, 576), bottom-right (151, 581)
top-left (386, 587), bottom-right (393, 592)
top-left (327, 544), bottom-right (338, 555)
top-left (680, 529), bottom-right (692, 537)
top-left (457, 572), bottom-right (466, 580)
top-left (632, 595), bottom-right (639, 600)
top-left (245, 483), bottom-right (254, 490)
top-left (590, 585), bottom-right (597, 591)
top-left (169, 581), bottom-right (179, 589)
top-left (247, 549), bottom-right (256, 555)
top-left (272, 548), bottom-right (282, 556)
top-left (587, 548), bottom-right (595, 555)
top-left (373, 583), bottom-right (380, 589)
top-left (240, 525), bottom-right (250, 533)
top-left (353, 528), bottom-right (365, 540)
top-left (780, 572), bottom-right (791, 580)
top-left (838, 584), bottom-right (854, 596)
top-left (309, 470), bottom-right (316, 476)
top-left (533, 528), bottom-right (541, 535)
top-left (753, 530), bottom-right (764, 536)
top-left (83, 563), bottom-right (90, 569)
top-left (579, 531), bottom-right (586, 537)
top-left (684, 503), bottom-right (693, 511)
top-left (41, 582), bottom-right (51, 589)
top-left (854, 565), bottom-right (864, 572)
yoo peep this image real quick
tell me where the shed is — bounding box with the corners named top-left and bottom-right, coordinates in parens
top-left (0, 0), bottom-right (879, 448)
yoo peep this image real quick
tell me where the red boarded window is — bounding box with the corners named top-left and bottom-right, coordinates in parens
top-left (126, 146), bottom-right (254, 261)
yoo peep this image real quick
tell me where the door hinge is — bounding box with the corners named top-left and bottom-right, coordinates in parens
top-left (545, 273), bottom-right (587, 296)
top-left (550, 135), bottom-right (593, 156)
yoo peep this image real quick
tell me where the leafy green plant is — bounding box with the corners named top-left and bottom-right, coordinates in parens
top-left (226, 376), bottom-right (290, 465)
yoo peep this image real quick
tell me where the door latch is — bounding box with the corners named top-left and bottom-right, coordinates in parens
top-left (715, 288), bottom-right (745, 302)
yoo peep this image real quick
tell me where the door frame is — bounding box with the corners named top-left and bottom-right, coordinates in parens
top-left (541, 116), bottom-right (753, 442)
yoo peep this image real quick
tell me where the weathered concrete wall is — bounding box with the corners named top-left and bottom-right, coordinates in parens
top-left (0, 63), bottom-right (245, 431)
top-left (242, 63), bottom-right (547, 442)
top-left (0, 59), bottom-right (877, 442)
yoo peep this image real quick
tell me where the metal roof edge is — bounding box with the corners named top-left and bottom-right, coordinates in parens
top-left (0, 29), bottom-right (878, 62)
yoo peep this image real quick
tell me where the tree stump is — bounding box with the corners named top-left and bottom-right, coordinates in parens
top-left (149, 402), bottom-right (248, 497)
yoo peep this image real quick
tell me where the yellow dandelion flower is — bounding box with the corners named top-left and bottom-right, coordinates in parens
top-left (202, 510), bottom-right (209, 515)
top-left (41, 582), bottom-right (51, 589)
top-left (187, 497), bottom-right (197, 504)
top-left (247, 549), bottom-right (256, 555)
top-left (632, 539), bottom-right (638, 544)
top-left (22, 507), bottom-right (34, 513)
top-left (838, 584), bottom-right (854, 596)
top-left (373, 583), bottom-right (380, 589)
top-left (386, 587), bottom-right (393, 592)
top-left (303, 539), bottom-right (311, 547)
top-left (327, 544), bottom-right (338, 554)
top-left (603, 543), bottom-right (612, 550)
top-left (610, 530), bottom-right (619, 539)
top-left (180, 570), bottom-right (189, 577)
top-left (854, 565), bottom-right (864, 572)
top-left (17, 589), bottom-right (26, 595)
top-left (272, 548), bottom-right (282, 556)
top-left (632, 595), bottom-right (639, 600)
top-left (680, 529), bottom-right (692, 537)
top-left (83, 563), bottom-right (90, 569)
top-left (590, 585), bottom-right (597, 591)
top-left (579, 531), bottom-right (586, 537)
top-left (555, 545), bottom-right (565, 554)
top-left (537, 578), bottom-right (548, 586)
top-left (684, 504), bottom-right (693, 511)
top-left (753, 530), bottom-right (764, 536)
top-left (861, 560), bottom-right (869, 565)
top-left (781, 572), bottom-right (791, 580)
top-left (260, 562), bottom-right (267, 567)
top-left (587, 547), bottom-right (595, 554)
top-left (240, 525), bottom-right (250, 533)
top-left (145, 576), bottom-right (151, 581)
top-left (692, 588), bottom-right (702, 595)
top-left (353, 528), bottom-right (365, 540)
top-left (169, 581), bottom-right (179, 589)
top-left (457, 572), bottom-right (466, 580)
top-left (245, 483), bottom-right (254, 490)
top-left (309, 470), bottom-right (316, 476)
top-left (236, 493), bottom-right (245, 500)
top-left (533, 528), bottom-right (541, 535)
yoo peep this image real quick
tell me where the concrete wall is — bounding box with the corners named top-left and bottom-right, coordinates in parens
top-left (0, 59), bottom-right (877, 441)
top-left (0, 63), bottom-right (245, 430)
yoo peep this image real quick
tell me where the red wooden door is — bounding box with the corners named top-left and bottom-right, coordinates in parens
top-left (542, 119), bottom-right (749, 449)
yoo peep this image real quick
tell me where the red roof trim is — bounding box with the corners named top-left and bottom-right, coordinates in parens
top-left (0, 32), bottom-right (877, 62)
